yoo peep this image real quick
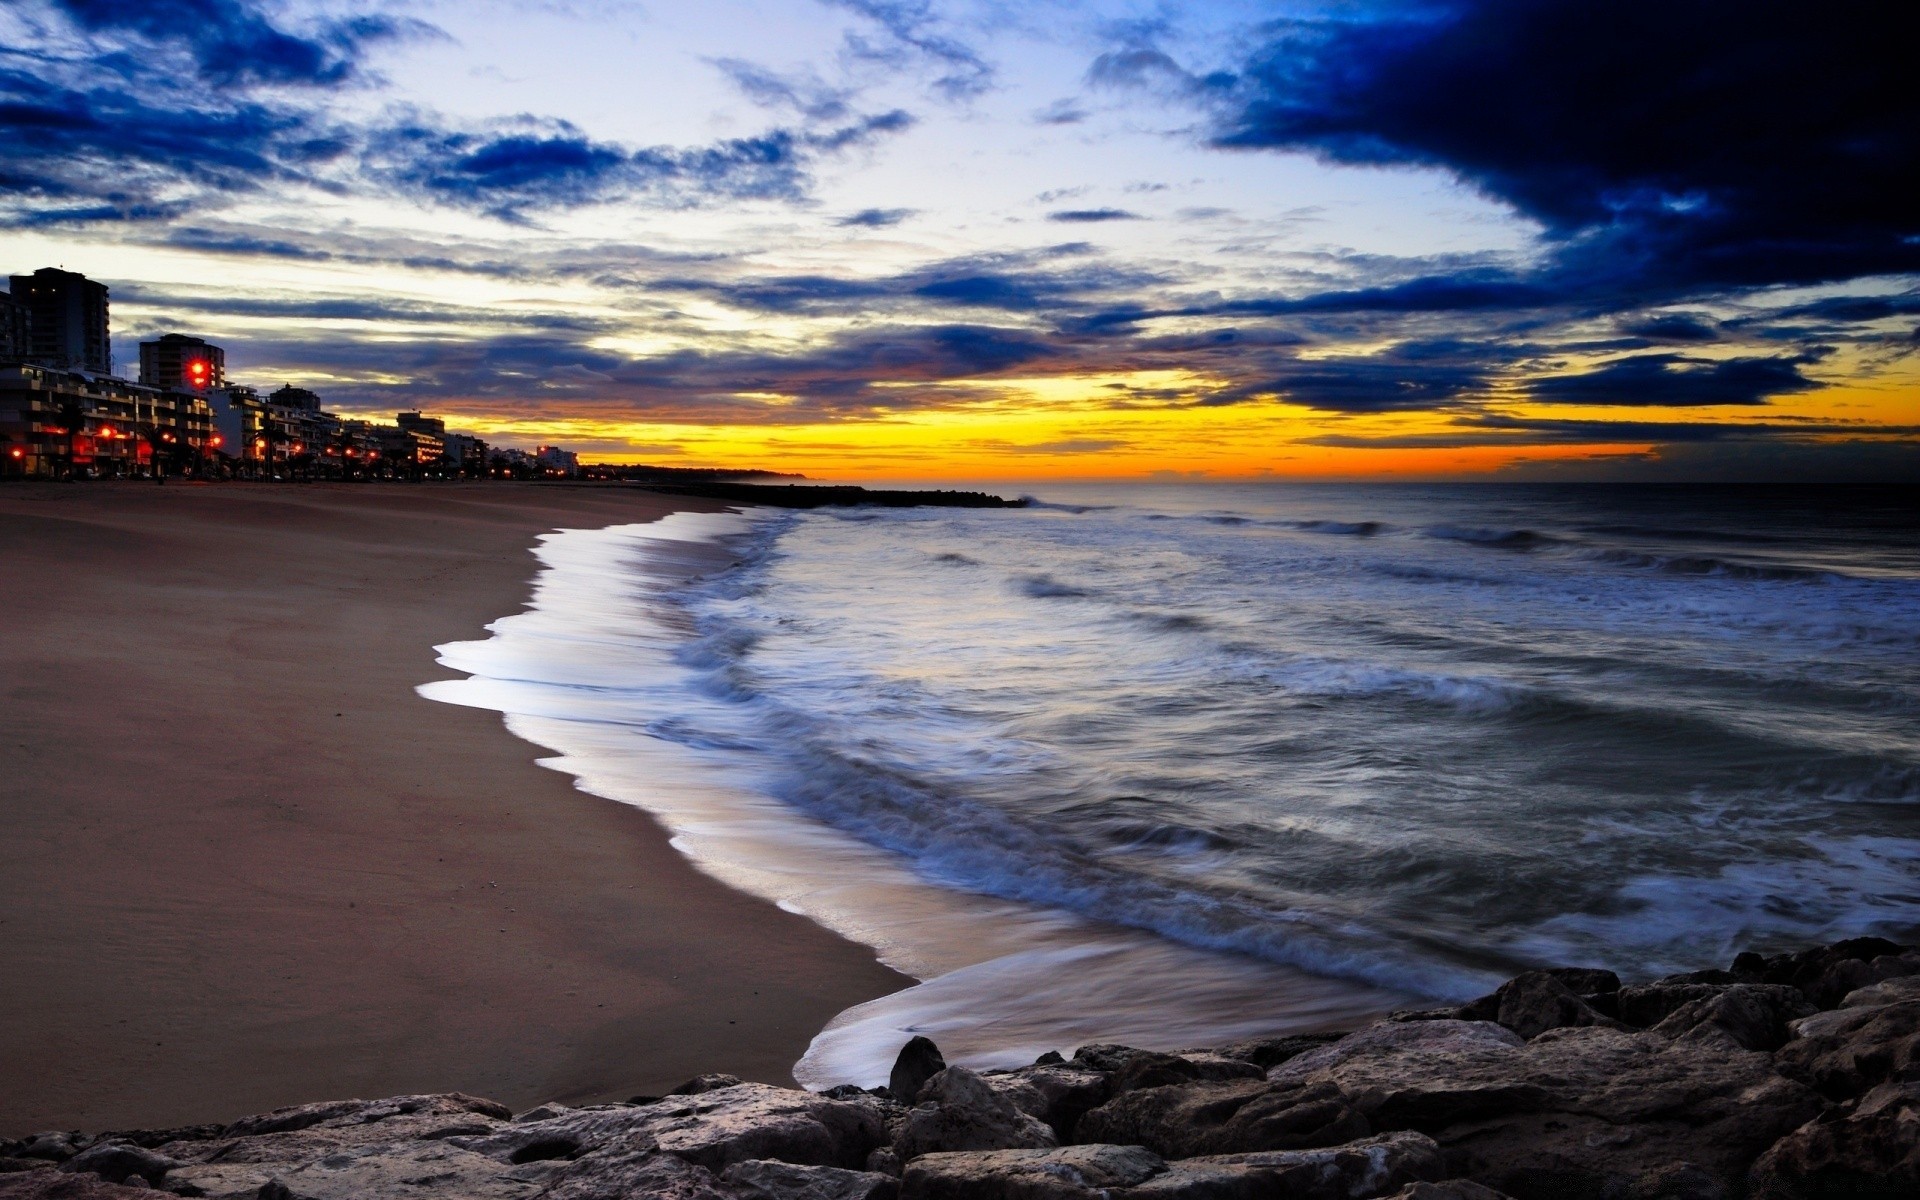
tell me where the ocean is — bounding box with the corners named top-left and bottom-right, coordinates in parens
top-left (423, 483), bottom-right (1920, 1087)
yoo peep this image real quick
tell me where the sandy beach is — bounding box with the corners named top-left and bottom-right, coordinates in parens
top-left (0, 482), bottom-right (911, 1136)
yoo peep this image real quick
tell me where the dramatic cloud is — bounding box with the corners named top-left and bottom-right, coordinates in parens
top-left (1529, 352), bottom-right (1828, 407)
top-left (44, 0), bottom-right (432, 86)
top-left (1213, 0), bottom-right (1919, 295)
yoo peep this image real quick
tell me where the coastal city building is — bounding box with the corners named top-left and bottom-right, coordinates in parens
top-left (8, 268), bottom-right (111, 374)
top-left (140, 334), bottom-right (226, 392)
top-left (2, 267), bottom-right (564, 480)
top-left (0, 288), bottom-right (27, 361)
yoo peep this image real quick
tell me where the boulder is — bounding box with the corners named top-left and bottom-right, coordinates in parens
top-left (1618, 984), bottom-right (1730, 1029)
top-left (722, 1158), bottom-right (900, 1200)
top-left (1747, 937), bottom-right (1909, 1003)
top-left (244, 1142), bottom-right (538, 1200)
top-left (1075, 1078), bottom-right (1369, 1159)
top-left (1493, 973), bottom-right (1625, 1040)
top-left (891, 1039), bottom-right (948, 1104)
top-left (1841, 973), bottom-right (1920, 1010)
top-left (1650, 985), bottom-right (1816, 1052)
top-left (0, 1175), bottom-right (161, 1198)
top-left (55, 1146), bottom-right (176, 1188)
top-left (451, 1084), bottom-right (886, 1174)
top-left (892, 1069), bottom-right (1057, 1162)
top-left (1776, 1000), bottom-right (1920, 1099)
top-left (1385, 1183), bottom-right (1514, 1200)
top-left (1121, 1132), bottom-right (1444, 1200)
top-left (538, 1146), bottom-right (734, 1200)
top-left (672, 1075), bottom-right (747, 1097)
top-left (1748, 1080), bottom-right (1920, 1199)
top-left (221, 1095), bottom-right (508, 1140)
top-left (982, 1066), bottom-right (1109, 1140)
top-left (1209, 1033), bottom-right (1345, 1071)
top-left (900, 1144), bottom-right (1166, 1200)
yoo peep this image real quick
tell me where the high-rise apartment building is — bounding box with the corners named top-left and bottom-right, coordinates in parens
top-left (140, 334), bottom-right (226, 391)
top-left (0, 287), bottom-right (28, 361)
top-left (7, 268), bottom-right (110, 374)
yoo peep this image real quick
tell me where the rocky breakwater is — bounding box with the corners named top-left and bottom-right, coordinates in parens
top-left (7, 936), bottom-right (1920, 1200)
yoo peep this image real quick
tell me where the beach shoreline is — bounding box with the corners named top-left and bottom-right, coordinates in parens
top-left (0, 481), bottom-right (913, 1136)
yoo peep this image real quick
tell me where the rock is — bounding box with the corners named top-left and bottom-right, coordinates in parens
top-left (459, 1084), bottom-right (886, 1174)
top-left (891, 1039), bottom-right (948, 1104)
top-left (984, 1066), bottom-right (1109, 1140)
top-left (1122, 1132), bottom-right (1444, 1200)
top-left (1209, 1033), bottom-right (1346, 1070)
top-left (1031, 1053), bottom-right (1064, 1067)
top-left (243, 1142), bottom-right (539, 1200)
top-left (1075, 1079), bottom-right (1369, 1159)
top-left (1749, 937), bottom-right (1908, 1003)
top-left (55, 1145), bottom-right (176, 1187)
top-left (0, 1163), bottom-right (52, 1177)
top-left (1776, 1000), bottom-right (1920, 1099)
top-left (891, 1069), bottom-right (1058, 1162)
top-left (512, 1105), bottom-right (571, 1124)
top-left (1494, 972), bottom-right (1625, 1040)
top-left (722, 1158), bottom-right (900, 1200)
top-left (1748, 1079), bottom-right (1920, 1198)
top-left (0, 1175), bottom-right (161, 1198)
top-left (672, 1075), bottom-right (746, 1097)
top-left (1841, 974), bottom-right (1920, 1009)
top-left (1618, 983), bottom-right (1730, 1028)
top-left (865, 1148), bottom-right (903, 1178)
top-left (539, 1146), bottom-right (733, 1200)
top-left (900, 1143), bottom-right (1165, 1200)
top-left (1650, 985), bottom-right (1816, 1051)
top-left (1623, 1162), bottom-right (1726, 1200)
top-left (10, 1137), bottom-right (80, 1165)
top-left (1386, 1183), bottom-right (1514, 1200)
top-left (221, 1095), bottom-right (511, 1140)
top-left (1086, 1018), bottom-right (1816, 1198)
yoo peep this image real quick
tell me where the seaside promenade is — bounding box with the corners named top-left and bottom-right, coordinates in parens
top-left (0, 482), bottom-right (909, 1134)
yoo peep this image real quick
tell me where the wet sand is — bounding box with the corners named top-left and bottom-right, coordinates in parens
top-left (0, 482), bottom-right (912, 1135)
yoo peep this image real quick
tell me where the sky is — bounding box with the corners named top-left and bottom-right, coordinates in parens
top-left (2, 0), bottom-right (1915, 481)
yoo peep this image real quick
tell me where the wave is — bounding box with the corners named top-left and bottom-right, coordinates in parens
top-left (1019, 496), bottom-right (1111, 513)
top-left (1424, 525), bottom-right (1556, 550)
top-left (734, 700), bottom-right (1491, 999)
top-left (933, 551), bottom-right (980, 566)
top-left (1576, 547), bottom-right (1842, 583)
top-left (1285, 520), bottom-right (1385, 537)
top-left (1507, 835), bottom-right (1920, 978)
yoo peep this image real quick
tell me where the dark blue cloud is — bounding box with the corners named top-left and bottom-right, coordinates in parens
top-left (1202, 340), bottom-right (1505, 412)
top-left (47, 0), bottom-right (430, 87)
top-left (1619, 314), bottom-right (1719, 342)
top-left (1529, 352), bottom-right (1828, 407)
top-left (1213, 0), bottom-right (1920, 295)
top-left (836, 207), bottom-right (915, 227)
top-left (1048, 208), bottom-right (1141, 223)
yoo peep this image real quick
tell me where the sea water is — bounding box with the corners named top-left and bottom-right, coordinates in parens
top-left (422, 483), bottom-right (1920, 1086)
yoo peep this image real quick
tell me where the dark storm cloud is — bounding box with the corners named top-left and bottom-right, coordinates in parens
top-left (45, 0), bottom-right (433, 87)
top-left (1529, 352), bottom-right (1829, 407)
top-left (1212, 0), bottom-right (1919, 296)
top-left (1206, 340), bottom-right (1502, 413)
top-left (1619, 314), bottom-right (1720, 342)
